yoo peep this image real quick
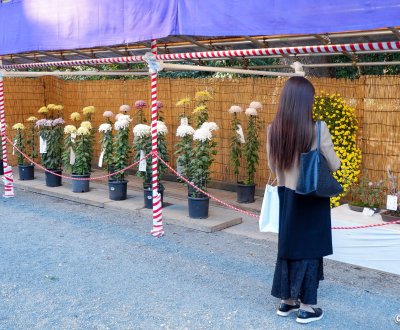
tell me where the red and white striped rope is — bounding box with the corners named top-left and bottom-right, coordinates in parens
top-left (1, 41), bottom-right (400, 70)
top-left (149, 39), bottom-right (164, 238)
top-left (0, 76), bottom-right (14, 197)
top-left (2, 133), bottom-right (151, 180)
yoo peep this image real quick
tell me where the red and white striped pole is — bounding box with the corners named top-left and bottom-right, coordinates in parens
top-left (0, 73), bottom-right (14, 197)
top-left (149, 39), bottom-right (164, 238)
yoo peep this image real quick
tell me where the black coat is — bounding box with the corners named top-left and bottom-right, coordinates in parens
top-left (277, 186), bottom-right (333, 260)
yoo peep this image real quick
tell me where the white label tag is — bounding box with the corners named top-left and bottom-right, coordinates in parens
top-left (39, 136), bottom-right (47, 153)
top-left (69, 147), bottom-right (76, 165)
top-left (12, 139), bottom-right (17, 155)
top-left (98, 149), bottom-right (105, 168)
top-left (387, 195), bottom-right (398, 211)
top-left (236, 124), bottom-right (245, 143)
top-left (71, 132), bottom-right (76, 143)
top-left (138, 150), bottom-right (147, 172)
top-left (181, 117), bottom-right (188, 126)
top-left (362, 207), bottom-right (375, 217)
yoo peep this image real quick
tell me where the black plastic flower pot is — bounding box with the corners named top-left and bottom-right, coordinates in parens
top-left (18, 164), bottom-right (34, 180)
top-left (236, 182), bottom-right (256, 203)
top-left (144, 184), bottom-right (165, 209)
top-left (71, 174), bottom-right (90, 193)
top-left (188, 196), bottom-right (210, 219)
top-left (109, 180), bottom-right (128, 201)
top-left (0, 160), bottom-right (4, 175)
top-left (45, 169), bottom-right (62, 187)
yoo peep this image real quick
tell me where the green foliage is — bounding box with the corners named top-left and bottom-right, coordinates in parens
top-left (188, 139), bottom-right (218, 197)
top-left (244, 115), bottom-right (260, 185)
top-left (26, 122), bottom-right (37, 161)
top-left (134, 134), bottom-right (152, 184)
top-left (73, 135), bottom-right (91, 175)
top-left (112, 128), bottom-right (131, 181)
top-left (134, 132), bottom-right (169, 185)
top-left (175, 135), bottom-right (193, 180)
top-left (229, 113), bottom-right (242, 181)
top-left (13, 130), bottom-right (25, 165)
top-left (62, 134), bottom-right (91, 175)
top-left (100, 130), bottom-right (114, 170)
top-left (349, 176), bottom-right (386, 209)
top-left (40, 126), bottom-right (63, 169)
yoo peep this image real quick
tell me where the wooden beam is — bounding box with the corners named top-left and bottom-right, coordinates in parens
top-left (242, 36), bottom-right (265, 48)
top-left (388, 27), bottom-right (400, 41)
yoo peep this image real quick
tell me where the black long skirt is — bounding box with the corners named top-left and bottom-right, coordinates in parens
top-left (271, 257), bottom-right (324, 305)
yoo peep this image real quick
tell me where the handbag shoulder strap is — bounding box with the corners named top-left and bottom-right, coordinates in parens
top-left (316, 120), bottom-right (321, 151)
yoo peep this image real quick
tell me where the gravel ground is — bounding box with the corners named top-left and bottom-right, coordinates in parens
top-left (0, 189), bottom-right (399, 329)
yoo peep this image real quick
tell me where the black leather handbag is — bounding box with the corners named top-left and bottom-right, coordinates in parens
top-left (296, 121), bottom-right (343, 198)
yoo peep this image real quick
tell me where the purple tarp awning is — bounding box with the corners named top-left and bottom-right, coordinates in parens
top-left (1, 0), bottom-right (400, 55)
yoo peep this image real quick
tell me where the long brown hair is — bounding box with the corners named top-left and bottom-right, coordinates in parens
top-left (269, 76), bottom-right (315, 170)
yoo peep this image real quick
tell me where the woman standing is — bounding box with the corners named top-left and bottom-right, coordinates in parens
top-left (267, 77), bottom-right (340, 324)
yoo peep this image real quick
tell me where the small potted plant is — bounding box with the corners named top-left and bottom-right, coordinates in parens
top-left (187, 121), bottom-right (219, 218)
top-left (381, 166), bottom-right (400, 223)
top-left (109, 114), bottom-right (132, 200)
top-left (348, 175), bottom-right (385, 213)
top-left (36, 104), bottom-right (65, 187)
top-left (98, 110), bottom-right (115, 179)
top-left (237, 101), bottom-right (262, 203)
top-left (12, 122), bottom-right (33, 180)
top-left (62, 123), bottom-right (92, 193)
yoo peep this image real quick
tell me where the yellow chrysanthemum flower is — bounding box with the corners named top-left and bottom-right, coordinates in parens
top-left (80, 121), bottom-right (92, 129)
top-left (70, 112), bottom-right (81, 121)
top-left (313, 92), bottom-right (361, 208)
top-left (54, 105), bottom-right (64, 111)
top-left (38, 106), bottom-right (48, 114)
top-left (64, 125), bottom-right (77, 134)
top-left (82, 106), bottom-right (96, 115)
top-left (27, 116), bottom-right (38, 122)
top-left (47, 104), bottom-right (56, 110)
top-left (12, 123), bottom-right (25, 130)
top-left (77, 126), bottom-right (90, 136)
top-left (176, 98), bottom-right (191, 107)
top-left (193, 105), bottom-right (207, 113)
top-left (194, 91), bottom-right (212, 102)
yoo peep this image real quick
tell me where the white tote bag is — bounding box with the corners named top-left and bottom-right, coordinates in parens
top-left (259, 184), bottom-right (280, 233)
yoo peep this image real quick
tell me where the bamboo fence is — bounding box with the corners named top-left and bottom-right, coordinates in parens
top-left (3, 75), bottom-right (399, 189)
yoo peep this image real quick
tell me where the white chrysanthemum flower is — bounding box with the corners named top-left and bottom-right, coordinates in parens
top-left (77, 126), bottom-right (90, 136)
top-left (119, 105), bottom-right (131, 113)
top-left (133, 124), bottom-right (151, 138)
top-left (115, 113), bottom-right (123, 121)
top-left (157, 121), bottom-right (168, 135)
top-left (103, 110), bottom-right (114, 118)
top-left (99, 123), bottom-right (112, 133)
top-left (117, 114), bottom-right (132, 122)
top-left (228, 105), bottom-right (243, 114)
top-left (245, 107), bottom-right (258, 116)
top-left (193, 127), bottom-right (213, 142)
top-left (249, 101), bottom-right (262, 110)
top-left (115, 119), bottom-right (131, 130)
top-left (64, 125), bottom-right (77, 134)
top-left (80, 121), bottom-right (92, 129)
top-left (201, 122), bottom-right (219, 132)
top-left (176, 124), bottom-right (195, 137)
